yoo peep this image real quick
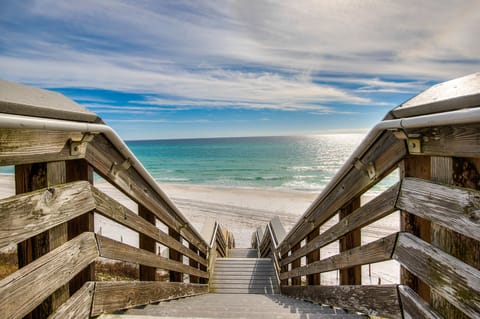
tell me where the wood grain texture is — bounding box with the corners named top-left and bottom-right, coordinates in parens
top-left (0, 181), bottom-right (95, 249)
top-left (397, 177), bottom-right (480, 242)
top-left (0, 232), bottom-right (98, 319)
top-left (280, 233), bottom-right (397, 280)
top-left (0, 128), bottom-right (85, 166)
top-left (280, 183), bottom-right (399, 266)
top-left (97, 235), bottom-right (208, 279)
top-left (393, 232), bottom-right (480, 318)
top-left (91, 281), bottom-right (208, 316)
top-left (398, 285), bottom-right (443, 319)
top-left (281, 285), bottom-right (401, 319)
top-left (406, 124), bottom-right (480, 157)
top-left (48, 282), bottom-right (95, 319)
top-left (92, 186), bottom-right (206, 266)
top-left (279, 132), bottom-right (405, 256)
top-left (339, 197), bottom-right (361, 285)
top-left (86, 135), bottom-right (208, 253)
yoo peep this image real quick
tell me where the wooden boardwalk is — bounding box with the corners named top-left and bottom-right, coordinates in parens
top-left (0, 74), bottom-right (479, 318)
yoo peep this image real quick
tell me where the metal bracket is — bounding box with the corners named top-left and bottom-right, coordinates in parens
top-left (70, 133), bottom-right (95, 156)
top-left (110, 159), bottom-right (132, 176)
top-left (407, 137), bottom-right (422, 154)
top-left (391, 129), bottom-right (422, 154)
top-left (354, 158), bottom-right (376, 180)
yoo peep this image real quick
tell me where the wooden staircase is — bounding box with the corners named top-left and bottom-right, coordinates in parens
top-left (210, 248), bottom-right (278, 294)
top-left (105, 248), bottom-right (365, 318)
top-left (109, 294), bottom-right (365, 318)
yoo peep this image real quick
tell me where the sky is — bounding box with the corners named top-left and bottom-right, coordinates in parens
top-left (0, 1), bottom-right (479, 140)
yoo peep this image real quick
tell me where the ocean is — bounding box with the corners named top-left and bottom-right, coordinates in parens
top-left (0, 134), bottom-right (397, 193)
top-left (127, 134), bottom-right (397, 193)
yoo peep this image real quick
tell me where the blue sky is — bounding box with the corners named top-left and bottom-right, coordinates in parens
top-left (1, 1), bottom-right (479, 140)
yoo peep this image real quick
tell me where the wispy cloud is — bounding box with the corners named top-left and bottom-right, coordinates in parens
top-left (0, 0), bottom-right (478, 138)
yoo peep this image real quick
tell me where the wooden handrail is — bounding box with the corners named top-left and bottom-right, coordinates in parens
top-left (0, 81), bottom-right (234, 318)
top-left (255, 73), bottom-right (480, 319)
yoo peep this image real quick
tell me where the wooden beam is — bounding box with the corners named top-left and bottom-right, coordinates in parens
top-left (66, 159), bottom-right (95, 295)
top-left (0, 128), bottom-right (84, 166)
top-left (339, 197), bottom-right (361, 285)
top-left (397, 177), bottom-right (480, 242)
top-left (0, 182), bottom-right (95, 247)
top-left (280, 233), bottom-right (397, 280)
top-left (398, 285), bottom-right (443, 319)
top-left (281, 285), bottom-right (401, 319)
top-left (290, 242), bottom-right (301, 285)
top-left (0, 181), bottom-right (95, 249)
top-left (48, 282), bottom-right (95, 319)
top-left (306, 227), bottom-right (320, 285)
top-left (96, 235), bottom-right (208, 279)
top-left (169, 228), bottom-right (183, 282)
top-left (399, 156), bottom-right (431, 303)
top-left (430, 156), bottom-right (479, 318)
top-left (92, 186), bottom-right (206, 266)
top-left (279, 132), bottom-right (405, 256)
top-left (139, 205), bottom-right (157, 281)
top-left (86, 135), bottom-right (207, 253)
top-left (91, 281), bottom-right (208, 316)
top-left (280, 183), bottom-right (399, 266)
top-left (189, 243), bottom-right (200, 284)
top-left (0, 232), bottom-right (98, 319)
top-left (405, 124), bottom-right (480, 158)
top-left (393, 232), bottom-right (480, 318)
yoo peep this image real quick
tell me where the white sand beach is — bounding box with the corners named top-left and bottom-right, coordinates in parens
top-left (1, 174), bottom-right (399, 284)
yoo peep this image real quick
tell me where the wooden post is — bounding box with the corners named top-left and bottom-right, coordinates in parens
top-left (291, 243), bottom-right (302, 285)
top-left (15, 161), bottom-right (70, 317)
top-left (189, 243), bottom-right (200, 284)
top-left (281, 252), bottom-right (289, 286)
top-left (139, 205), bottom-right (157, 281)
top-left (430, 156), bottom-right (479, 318)
top-left (306, 228), bottom-right (320, 285)
top-left (339, 197), bottom-right (361, 285)
top-left (66, 159), bottom-right (95, 295)
top-left (169, 228), bottom-right (183, 282)
top-left (400, 155), bottom-right (431, 302)
top-left (199, 251), bottom-right (207, 284)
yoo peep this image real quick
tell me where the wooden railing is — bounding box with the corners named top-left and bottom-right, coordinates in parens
top-left (0, 81), bottom-right (232, 318)
top-left (255, 73), bottom-right (480, 319)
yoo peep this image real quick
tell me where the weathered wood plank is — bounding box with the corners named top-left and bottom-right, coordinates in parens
top-left (281, 285), bottom-right (401, 319)
top-left (280, 233), bottom-right (397, 280)
top-left (306, 227), bottom-right (320, 285)
top-left (279, 132), bottom-right (405, 256)
top-left (397, 177), bottom-right (480, 242)
top-left (399, 156), bottom-right (431, 303)
top-left (96, 235), bottom-right (208, 279)
top-left (0, 181), bottom-right (95, 249)
top-left (139, 205), bottom-right (157, 281)
top-left (48, 282), bottom-right (95, 319)
top-left (92, 186), bottom-right (206, 266)
top-left (339, 197), bottom-right (361, 285)
top-left (169, 228), bottom-right (183, 282)
top-left (86, 135), bottom-right (208, 253)
top-left (0, 232), bottom-right (98, 319)
top-left (66, 159), bottom-right (96, 295)
top-left (91, 281), bottom-right (208, 316)
top-left (393, 232), bottom-right (480, 318)
top-left (405, 124), bottom-right (480, 157)
top-left (0, 128), bottom-right (85, 166)
top-left (398, 285), bottom-right (443, 319)
top-left (280, 182), bottom-right (399, 266)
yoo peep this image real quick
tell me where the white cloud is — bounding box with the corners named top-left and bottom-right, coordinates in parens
top-left (0, 0), bottom-right (479, 113)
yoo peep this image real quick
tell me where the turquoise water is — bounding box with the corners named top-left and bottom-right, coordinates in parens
top-left (127, 134), bottom-right (395, 192)
top-left (0, 134), bottom-right (398, 193)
